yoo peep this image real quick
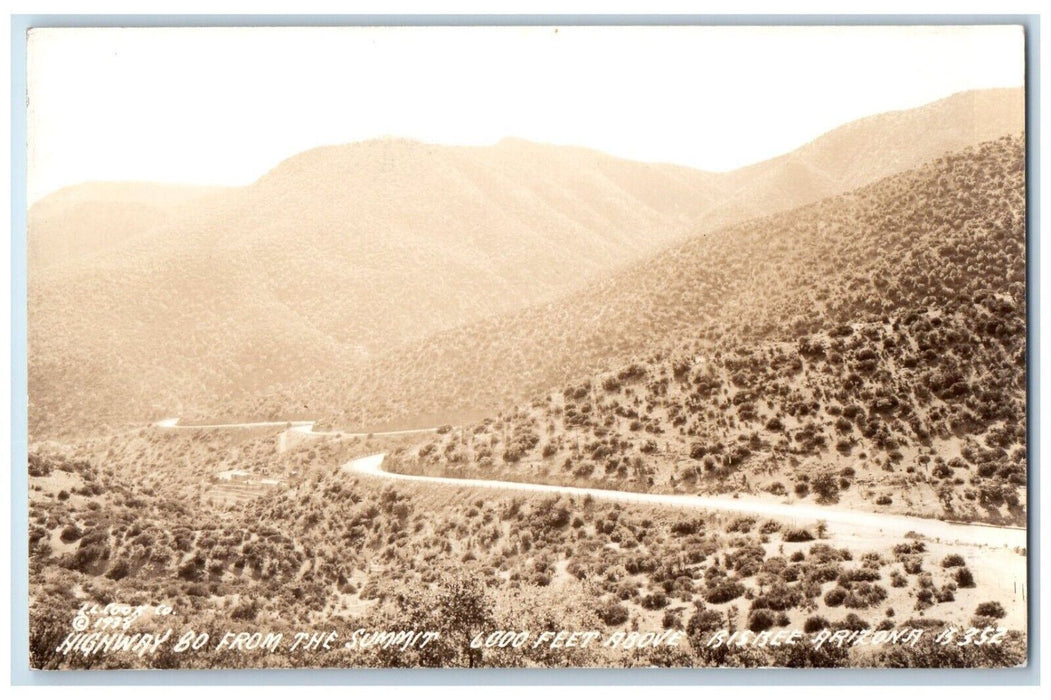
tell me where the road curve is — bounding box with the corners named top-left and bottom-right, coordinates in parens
top-left (154, 418), bottom-right (1025, 550)
top-left (344, 453), bottom-right (1026, 550)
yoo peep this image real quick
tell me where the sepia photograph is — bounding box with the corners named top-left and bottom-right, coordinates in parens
top-left (20, 22), bottom-right (1030, 673)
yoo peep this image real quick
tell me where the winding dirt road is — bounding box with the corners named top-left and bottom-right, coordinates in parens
top-left (154, 418), bottom-right (1025, 550)
top-left (343, 453), bottom-right (1026, 550)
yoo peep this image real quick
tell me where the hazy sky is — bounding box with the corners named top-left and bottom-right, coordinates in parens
top-left (27, 25), bottom-right (1024, 203)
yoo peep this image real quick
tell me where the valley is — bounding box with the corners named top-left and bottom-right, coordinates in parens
top-left (27, 87), bottom-right (1028, 670)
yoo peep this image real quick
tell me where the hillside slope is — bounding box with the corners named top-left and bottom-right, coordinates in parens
top-left (235, 133), bottom-right (1025, 440)
top-left (28, 443), bottom-right (1026, 669)
top-left (29, 89), bottom-right (1023, 438)
top-left (403, 136), bottom-right (1026, 525)
top-left (29, 139), bottom-right (726, 437)
top-left (710, 87), bottom-right (1024, 226)
top-left (28, 182), bottom-right (230, 271)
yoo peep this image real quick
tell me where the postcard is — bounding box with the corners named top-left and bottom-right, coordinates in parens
top-left (24, 24), bottom-right (1028, 671)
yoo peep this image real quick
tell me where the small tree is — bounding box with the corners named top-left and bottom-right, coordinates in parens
top-left (812, 473), bottom-right (840, 504)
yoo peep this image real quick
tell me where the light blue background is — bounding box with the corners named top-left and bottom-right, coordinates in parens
top-left (8, 13), bottom-right (1041, 686)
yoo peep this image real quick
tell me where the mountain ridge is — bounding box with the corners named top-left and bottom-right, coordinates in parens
top-left (28, 87), bottom-right (1024, 438)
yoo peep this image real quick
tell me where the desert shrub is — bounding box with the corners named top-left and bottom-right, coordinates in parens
top-left (67, 544), bottom-right (108, 574)
top-left (642, 591), bottom-right (669, 610)
top-left (954, 567), bottom-right (976, 588)
top-left (177, 555), bottom-right (205, 582)
top-left (105, 559), bottom-right (130, 581)
top-left (705, 579), bottom-right (745, 604)
top-left (941, 554), bottom-right (966, 568)
top-left (689, 443), bottom-right (710, 460)
top-left (727, 517), bottom-right (756, 533)
top-left (845, 582), bottom-right (887, 609)
top-left (503, 428), bottom-right (541, 462)
top-left (537, 499), bottom-right (571, 530)
top-left (840, 613), bottom-right (870, 631)
top-left (804, 563), bottom-right (842, 586)
top-left (750, 585), bottom-right (803, 612)
top-left (670, 518), bottom-right (703, 536)
top-left (804, 615), bottom-right (831, 633)
top-left (662, 609), bottom-right (683, 630)
top-left (824, 587), bottom-right (849, 607)
top-left (975, 601), bottom-right (1006, 619)
top-left (747, 608), bottom-right (776, 633)
top-left (837, 568), bottom-right (881, 586)
top-left (596, 600), bottom-right (630, 626)
top-left (186, 583), bottom-right (209, 597)
top-left (759, 520), bottom-right (782, 535)
top-left (783, 528), bottom-right (815, 543)
top-left (902, 557), bottom-right (924, 575)
top-left (687, 607), bottom-right (723, 638)
top-left (760, 557), bottom-right (787, 575)
top-left (812, 473), bottom-right (840, 503)
top-left (915, 588), bottom-right (934, 609)
top-left (231, 599), bottom-right (260, 621)
top-left (725, 545), bottom-right (766, 576)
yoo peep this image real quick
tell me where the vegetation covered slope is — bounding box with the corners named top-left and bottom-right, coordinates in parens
top-left (711, 87), bottom-right (1024, 224)
top-left (259, 135), bottom-right (1024, 441)
top-left (28, 182), bottom-right (230, 271)
top-left (393, 136), bottom-right (1027, 525)
top-left (29, 89), bottom-right (1022, 439)
top-left (29, 139), bottom-right (722, 437)
top-left (30, 444), bottom-right (1025, 669)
